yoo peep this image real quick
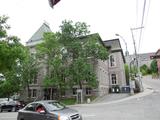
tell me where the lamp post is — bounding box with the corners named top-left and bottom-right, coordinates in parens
top-left (115, 34), bottom-right (129, 56)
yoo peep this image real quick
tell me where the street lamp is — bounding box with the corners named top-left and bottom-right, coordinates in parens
top-left (115, 34), bottom-right (129, 56)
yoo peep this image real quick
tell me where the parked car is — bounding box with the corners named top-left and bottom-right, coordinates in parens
top-left (0, 100), bottom-right (24, 112)
top-left (0, 98), bottom-right (12, 103)
top-left (17, 100), bottom-right (82, 120)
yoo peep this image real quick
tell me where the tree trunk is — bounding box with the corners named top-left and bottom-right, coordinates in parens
top-left (79, 81), bottom-right (82, 89)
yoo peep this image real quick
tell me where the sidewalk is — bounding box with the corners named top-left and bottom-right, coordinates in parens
top-left (92, 93), bottom-right (130, 104)
top-left (92, 83), bottom-right (154, 106)
top-left (69, 83), bottom-right (154, 107)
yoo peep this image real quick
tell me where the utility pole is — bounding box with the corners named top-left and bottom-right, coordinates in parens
top-left (129, 58), bottom-right (136, 95)
top-left (130, 27), bottom-right (144, 92)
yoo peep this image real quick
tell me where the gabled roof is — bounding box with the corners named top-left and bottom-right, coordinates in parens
top-left (103, 39), bottom-right (125, 63)
top-left (26, 22), bottom-right (52, 46)
top-left (79, 33), bottom-right (108, 49)
top-left (103, 39), bottom-right (122, 51)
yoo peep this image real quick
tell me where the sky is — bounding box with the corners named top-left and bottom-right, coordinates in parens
top-left (0, 0), bottom-right (159, 54)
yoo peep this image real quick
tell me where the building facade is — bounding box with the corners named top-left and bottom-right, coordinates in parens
top-left (150, 49), bottom-right (160, 74)
top-left (155, 50), bottom-right (160, 74)
top-left (22, 23), bottom-right (51, 101)
top-left (103, 39), bottom-right (127, 92)
top-left (23, 23), bottom-right (110, 101)
top-left (126, 52), bottom-right (155, 68)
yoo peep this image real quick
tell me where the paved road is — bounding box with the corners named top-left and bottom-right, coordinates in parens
top-left (72, 76), bottom-right (160, 120)
top-left (0, 76), bottom-right (160, 120)
top-left (0, 112), bottom-right (17, 120)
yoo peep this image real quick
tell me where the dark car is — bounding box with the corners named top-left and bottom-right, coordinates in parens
top-left (0, 100), bottom-right (23, 112)
top-left (17, 100), bottom-right (82, 120)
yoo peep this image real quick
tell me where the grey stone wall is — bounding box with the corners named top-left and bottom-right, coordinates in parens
top-left (108, 52), bottom-right (126, 87)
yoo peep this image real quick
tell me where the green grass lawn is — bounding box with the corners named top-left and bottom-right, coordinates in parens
top-left (60, 98), bottom-right (76, 105)
top-left (60, 96), bottom-right (97, 105)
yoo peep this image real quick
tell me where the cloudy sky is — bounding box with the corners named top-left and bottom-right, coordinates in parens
top-left (0, 0), bottom-right (159, 54)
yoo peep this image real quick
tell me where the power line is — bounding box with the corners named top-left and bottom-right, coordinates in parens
top-left (138, 0), bottom-right (151, 52)
top-left (144, 0), bottom-right (151, 27)
top-left (136, 0), bottom-right (139, 26)
top-left (138, 0), bottom-right (146, 52)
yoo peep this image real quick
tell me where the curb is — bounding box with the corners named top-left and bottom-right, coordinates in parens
top-left (69, 84), bottom-right (154, 107)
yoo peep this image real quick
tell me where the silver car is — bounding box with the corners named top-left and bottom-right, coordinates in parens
top-left (17, 100), bottom-right (82, 120)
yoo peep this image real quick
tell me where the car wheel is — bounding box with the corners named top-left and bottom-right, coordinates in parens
top-left (12, 107), bottom-right (16, 112)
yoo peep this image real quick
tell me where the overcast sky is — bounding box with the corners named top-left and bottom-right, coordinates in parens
top-left (0, 0), bottom-right (159, 54)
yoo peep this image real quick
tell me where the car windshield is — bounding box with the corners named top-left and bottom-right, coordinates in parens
top-left (46, 101), bottom-right (65, 111)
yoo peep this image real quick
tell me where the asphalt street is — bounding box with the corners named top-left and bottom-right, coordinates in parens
top-left (0, 76), bottom-right (160, 120)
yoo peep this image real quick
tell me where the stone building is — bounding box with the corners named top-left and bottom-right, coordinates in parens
top-left (22, 22), bottom-right (128, 102)
top-left (23, 23), bottom-right (110, 101)
top-left (23, 23), bottom-right (52, 101)
top-left (103, 39), bottom-right (127, 92)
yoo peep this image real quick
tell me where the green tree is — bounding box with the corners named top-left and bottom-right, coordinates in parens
top-left (0, 80), bottom-right (13, 98)
top-left (0, 16), bottom-right (26, 73)
top-left (37, 20), bottom-right (109, 99)
top-left (140, 64), bottom-right (150, 75)
top-left (18, 49), bottom-right (39, 99)
top-left (124, 64), bottom-right (129, 85)
top-left (0, 15), bottom-right (27, 98)
top-left (36, 32), bottom-right (68, 99)
top-left (0, 15), bottom-right (10, 39)
top-left (150, 60), bottom-right (158, 78)
top-left (150, 60), bottom-right (158, 73)
top-left (0, 71), bottom-right (20, 98)
top-left (58, 20), bottom-right (109, 90)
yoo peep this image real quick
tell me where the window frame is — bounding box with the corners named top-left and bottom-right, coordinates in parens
top-left (24, 103), bottom-right (38, 112)
top-left (28, 89), bottom-right (37, 98)
top-left (72, 88), bottom-right (77, 95)
top-left (110, 74), bottom-right (117, 85)
top-left (86, 88), bottom-right (92, 95)
top-left (109, 55), bottom-right (116, 67)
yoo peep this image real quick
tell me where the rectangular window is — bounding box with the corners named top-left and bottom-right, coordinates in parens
top-left (28, 89), bottom-right (37, 98)
top-left (111, 74), bottom-right (117, 85)
top-left (33, 73), bottom-right (38, 84)
top-left (109, 55), bottom-right (116, 67)
top-left (72, 88), bottom-right (77, 95)
top-left (86, 88), bottom-right (92, 95)
top-left (32, 89), bottom-right (37, 98)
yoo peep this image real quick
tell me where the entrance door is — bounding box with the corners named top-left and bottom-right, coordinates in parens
top-left (44, 88), bottom-right (57, 100)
